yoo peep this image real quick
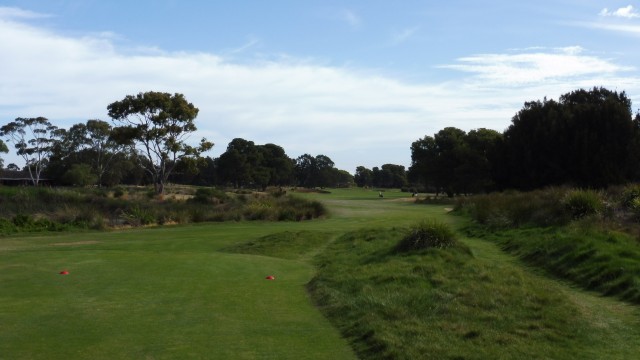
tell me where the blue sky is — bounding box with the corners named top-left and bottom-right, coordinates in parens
top-left (1, 1), bottom-right (640, 172)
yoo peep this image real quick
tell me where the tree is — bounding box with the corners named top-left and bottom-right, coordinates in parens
top-left (354, 166), bottom-right (373, 187)
top-left (501, 87), bottom-right (637, 189)
top-left (61, 163), bottom-right (98, 187)
top-left (295, 154), bottom-right (318, 188)
top-left (294, 154), bottom-right (336, 188)
top-left (409, 135), bottom-right (438, 191)
top-left (258, 143), bottom-right (295, 186)
top-left (48, 119), bottom-right (132, 186)
top-left (0, 117), bottom-right (59, 185)
top-left (216, 138), bottom-right (259, 188)
top-left (5, 163), bottom-right (19, 171)
top-left (107, 91), bottom-right (214, 194)
top-left (410, 127), bottom-right (499, 195)
top-left (455, 129), bottom-right (502, 193)
top-left (0, 139), bottom-right (8, 168)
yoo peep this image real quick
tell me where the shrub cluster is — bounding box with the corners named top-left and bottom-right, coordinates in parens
top-left (0, 186), bottom-right (327, 234)
top-left (455, 187), bottom-right (570, 228)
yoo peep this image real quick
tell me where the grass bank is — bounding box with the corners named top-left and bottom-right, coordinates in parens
top-left (308, 226), bottom-right (640, 359)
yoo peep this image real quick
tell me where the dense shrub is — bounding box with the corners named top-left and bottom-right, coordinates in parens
top-left (396, 219), bottom-right (457, 251)
top-left (455, 188), bottom-right (569, 228)
top-left (191, 187), bottom-right (229, 204)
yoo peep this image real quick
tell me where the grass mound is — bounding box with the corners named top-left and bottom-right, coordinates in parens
top-left (396, 219), bottom-right (457, 252)
top-left (220, 230), bottom-right (333, 260)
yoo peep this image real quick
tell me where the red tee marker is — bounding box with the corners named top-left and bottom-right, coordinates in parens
top-left (59, 270), bottom-right (69, 275)
top-left (265, 275), bottom-right (275, 280)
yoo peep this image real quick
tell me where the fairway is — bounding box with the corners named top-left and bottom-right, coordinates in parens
top-left (0, 188), bottom-right (434, 359)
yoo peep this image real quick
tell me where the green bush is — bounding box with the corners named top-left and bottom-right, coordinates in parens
top-left (620, 185), bottom-right (640, 209)
top-left (397, 219), bottom-right (457, 251)
top-left (563, 189), bottom-right (603, 219)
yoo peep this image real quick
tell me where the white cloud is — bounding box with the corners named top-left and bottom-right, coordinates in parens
top-left (584, 21), bottom-right (640, 36)
top-left (440, 47), bottom-right (632, 86)
top-left (600, 5), bottom-right (640, 18)
top-left (0, 12), bottom-right (638, 171)
top-left (0, 6), bottom-right (51, 19)
top-left (392, 26), bottom-right (419, 44)
top-left (339, 9), bottom-right (362, 28)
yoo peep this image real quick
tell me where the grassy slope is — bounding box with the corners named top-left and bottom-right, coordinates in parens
top-left (1, 188), bottom-right (639, 359)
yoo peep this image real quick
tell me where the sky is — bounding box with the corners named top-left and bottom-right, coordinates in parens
top-left (2, 1), bottom-right (640, 172)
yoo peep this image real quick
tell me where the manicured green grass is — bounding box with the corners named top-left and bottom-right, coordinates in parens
top-left (0, 225), bottom-right (356, 359)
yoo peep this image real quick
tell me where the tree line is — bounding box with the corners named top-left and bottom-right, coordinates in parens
top-left (409, 87), bottom-right (640, 195)
top-left (4, 87), bottom-right (634, 194)
top-left (0, 91), bottom-right (358, 192)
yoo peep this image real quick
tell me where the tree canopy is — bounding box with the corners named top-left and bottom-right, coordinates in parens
top-left (107, 91), bottom-right (213, 194)
top-left (410, 87), bottom-right (640, 194)
top-left (500, 87), bottom-right (639, 189)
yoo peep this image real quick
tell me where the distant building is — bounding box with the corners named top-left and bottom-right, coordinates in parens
top-left (0, 170), bottom-right (52, 186)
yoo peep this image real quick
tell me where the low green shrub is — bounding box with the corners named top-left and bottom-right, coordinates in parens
top-left (563, 189), bottom-right (603, 219)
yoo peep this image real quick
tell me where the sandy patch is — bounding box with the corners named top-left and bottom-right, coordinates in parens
top-left (51, 240), bottom-right (101, 246)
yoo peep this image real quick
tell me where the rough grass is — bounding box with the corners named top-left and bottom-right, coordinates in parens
top-left (465, 223), bottom-right (640, 304)
top-left (308, 227), bottom-right (640, 359)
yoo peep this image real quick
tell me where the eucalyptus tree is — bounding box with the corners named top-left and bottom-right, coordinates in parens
top-left (0, 117), bottom-right (60, 185)
top-left (107, 91), bottom-right (213, 194)
top-left (0, 139), bottom-right (8, 168)
top-left (49, 119), bottom-right (132, 186)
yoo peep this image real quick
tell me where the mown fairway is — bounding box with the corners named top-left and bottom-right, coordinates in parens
top-left (1, 188), bottom-right (639, 359)
top-left (0, 188), bottom-right (426, 359)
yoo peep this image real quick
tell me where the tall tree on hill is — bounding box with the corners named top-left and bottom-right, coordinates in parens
top-left (107, 91), bottom-right (213, 194)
